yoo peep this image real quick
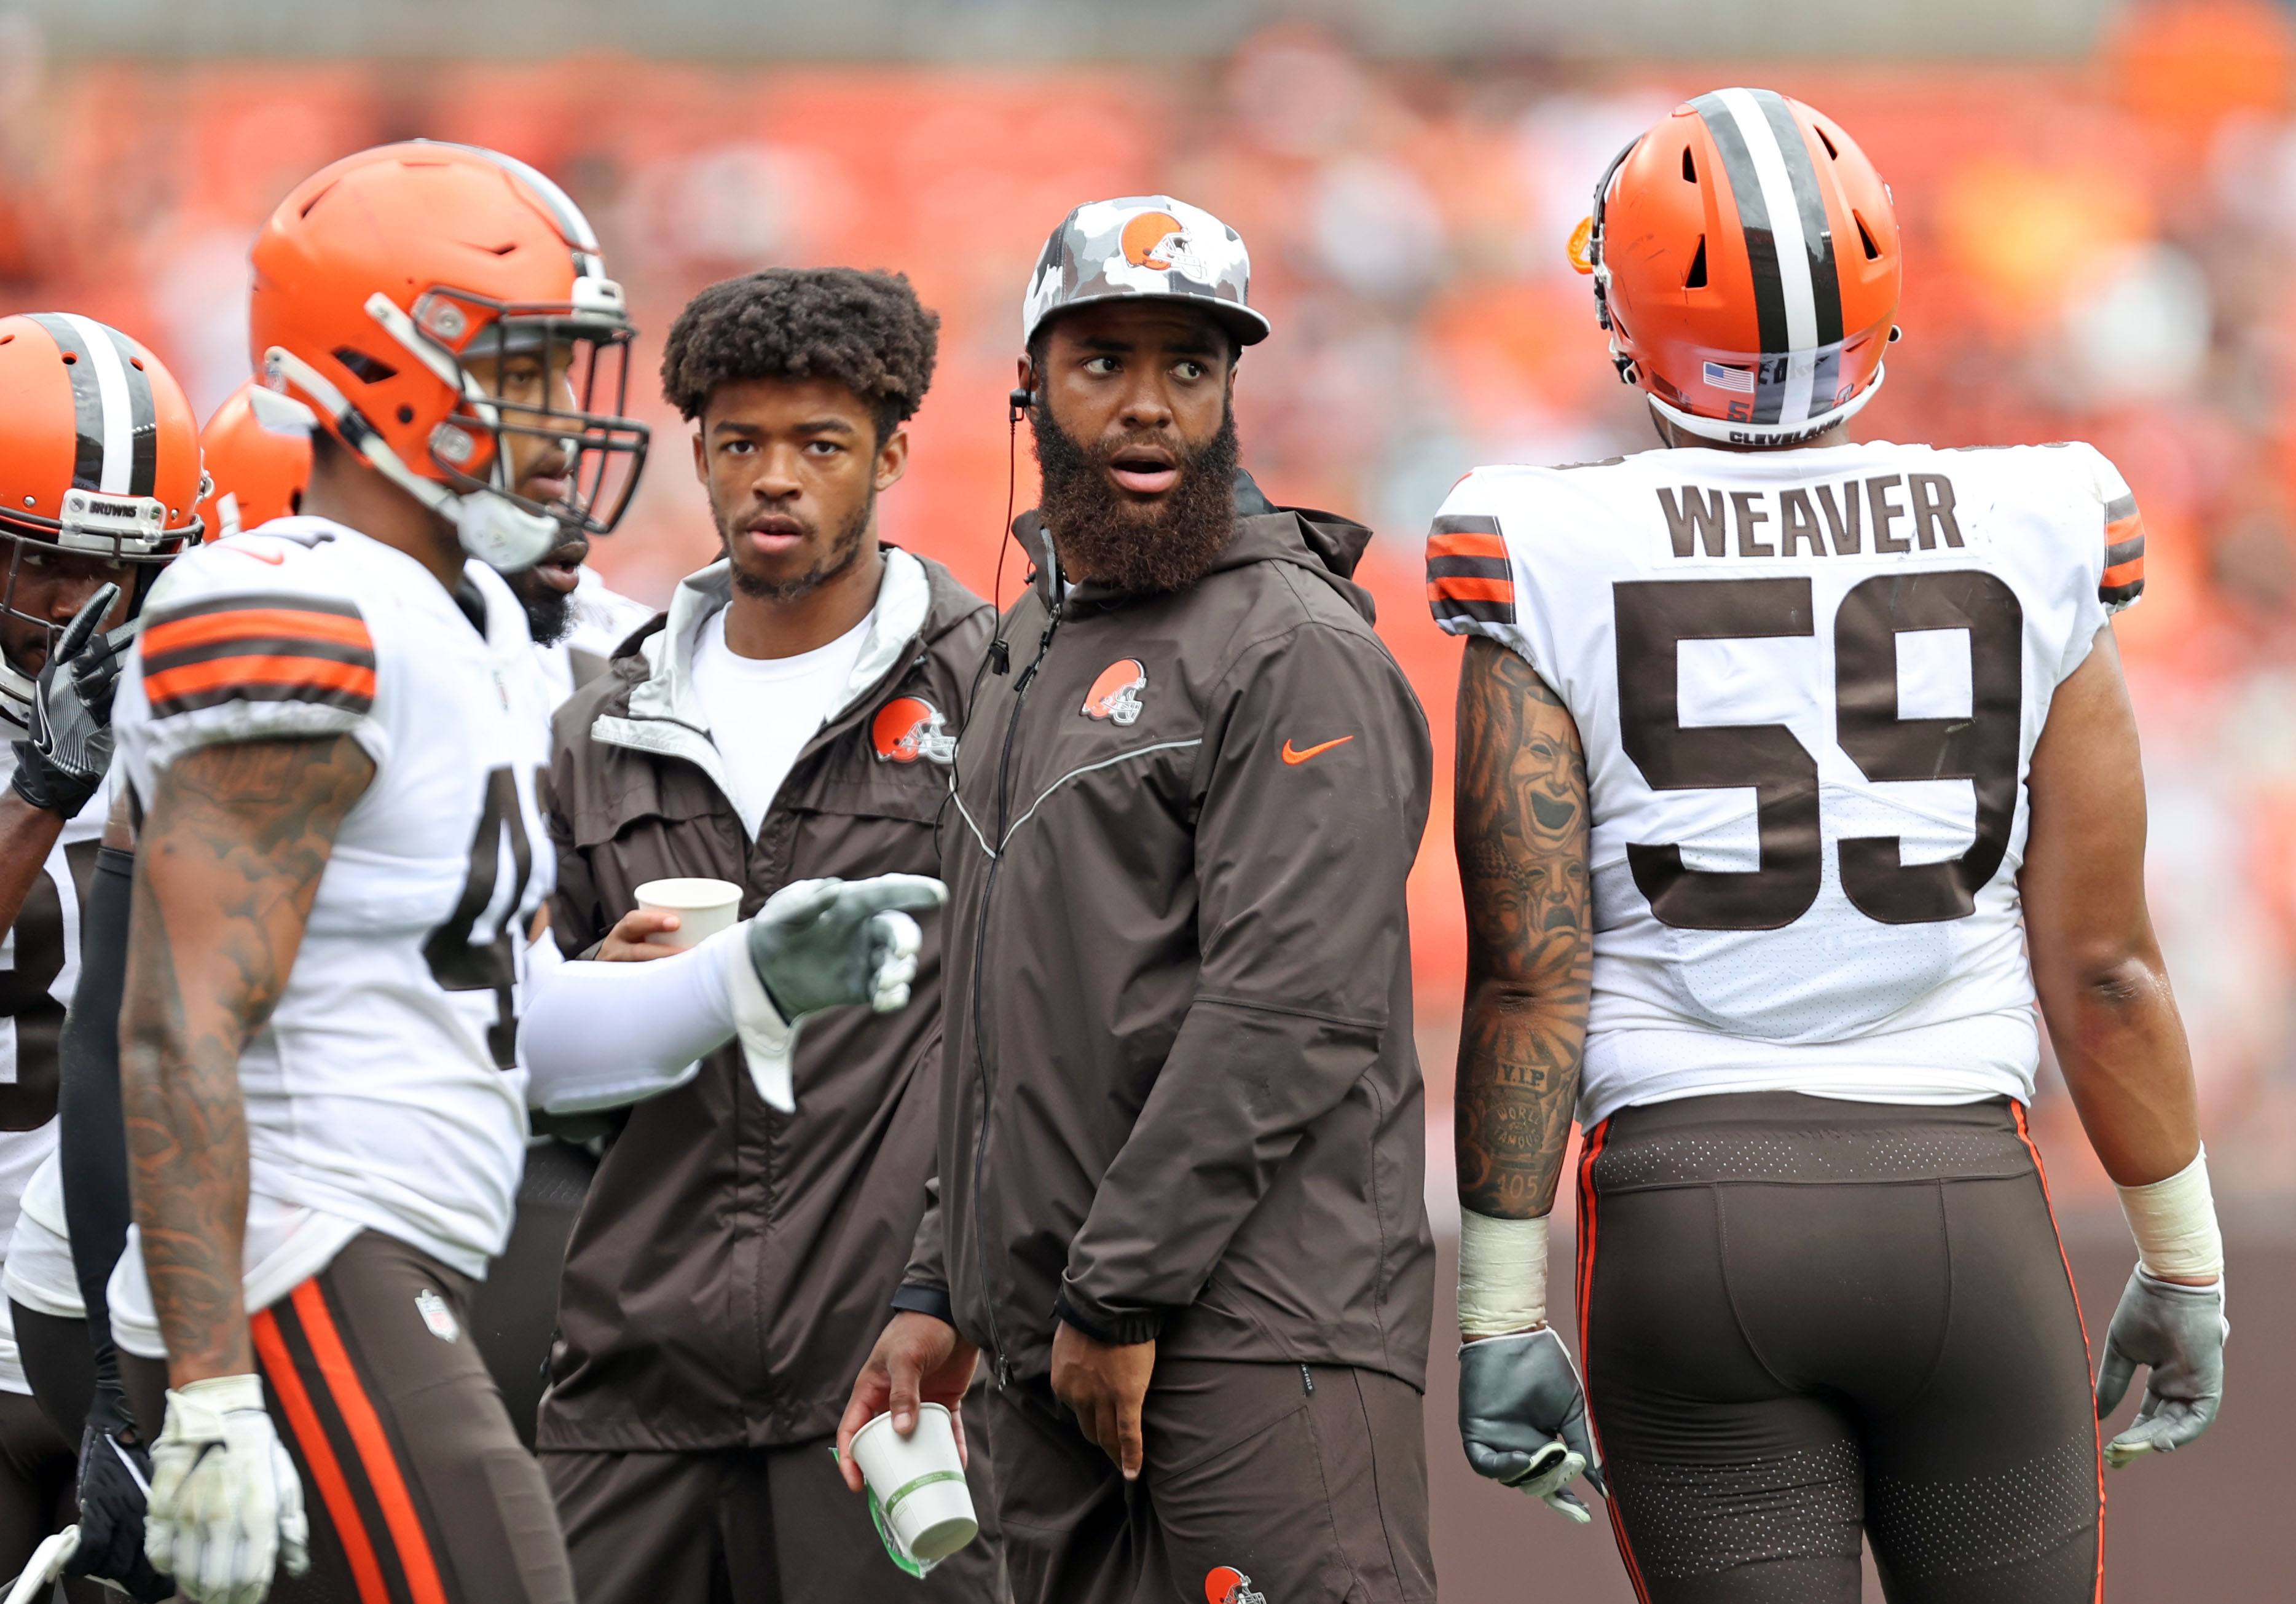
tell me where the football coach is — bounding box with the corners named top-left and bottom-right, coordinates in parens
top-left (841, 197), bottom-right (1437, 1604)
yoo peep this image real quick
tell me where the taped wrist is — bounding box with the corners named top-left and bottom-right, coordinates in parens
top-left (2115, 1146), bottom-right (2223, 1281)
top-left (1458, 1209), bottom-right (1548, 1337)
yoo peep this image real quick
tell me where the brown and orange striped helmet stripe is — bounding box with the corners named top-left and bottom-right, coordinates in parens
top-left (1685, 88), bottom-right (1847, 430)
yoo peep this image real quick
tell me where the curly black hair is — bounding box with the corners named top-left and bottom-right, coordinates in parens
top-left (659, 267), bottom-right (940, 443)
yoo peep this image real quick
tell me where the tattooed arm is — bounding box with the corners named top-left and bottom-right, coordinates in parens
top-left (120, 734), bottom-right (374, 1384)
top-left (1454, 636), bottom-right (1592, 1226)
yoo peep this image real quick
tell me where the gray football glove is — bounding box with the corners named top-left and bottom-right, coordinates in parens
top-left (2095, 1266), bottom-right (2227, 1469)
top-left (12, 582), bottom-right (127, 819)
top-left (1458, 1326), bottom-right (1606, 1522)
top-left (747, 875), bottom-right (947, 1019)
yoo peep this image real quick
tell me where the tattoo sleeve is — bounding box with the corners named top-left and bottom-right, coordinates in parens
top-left (1453, 637), bottom-right (1592, 1220)
top-left (120, 734), bottom-right (373, 1383)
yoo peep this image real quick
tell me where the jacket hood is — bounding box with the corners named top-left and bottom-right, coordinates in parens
top-left (1015, 468), bottom-right (1379, 625)
top-left (587, 545), bottom-right (984, 798)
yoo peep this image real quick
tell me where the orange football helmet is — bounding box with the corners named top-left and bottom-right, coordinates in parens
top-left (1580, 88), bottom-right (1902, 446)
top-left (196, 379), bottom-right (314, 540)
top-left (0, 313), bottom-right (201, 717)
top-left (249, 141), bottom-right (648, 569)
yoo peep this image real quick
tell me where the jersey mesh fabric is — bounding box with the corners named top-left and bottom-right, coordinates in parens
top-left (113, 518), bottom-right (554, 1276)
top-left (1428, 440), bottom-right (2142, 1123)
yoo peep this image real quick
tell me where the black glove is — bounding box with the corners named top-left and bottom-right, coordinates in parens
top-left (1458, 1326), bottom-right (1606, 1522)
top-left (12, 581), bottom-right (128, 819)
top-left (2096, 1266), bottom-right (2228, 1468)
top-left (64, 1372), bottom-right (173, 1601)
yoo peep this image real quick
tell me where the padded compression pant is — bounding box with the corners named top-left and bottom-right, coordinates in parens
top-left (1577, 1093), bottom-right (2101, 1604)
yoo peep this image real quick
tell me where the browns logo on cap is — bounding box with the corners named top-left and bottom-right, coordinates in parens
top-left (1081, 659), bottom-right (1147, 726)
top-left (1120, 210), bottom-right (1193, 273)
top-left (871, 695), bottom-right (957, 765)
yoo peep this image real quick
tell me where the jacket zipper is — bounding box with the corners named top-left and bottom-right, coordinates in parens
top-left (968, 594), bottom-right (1063, 1390)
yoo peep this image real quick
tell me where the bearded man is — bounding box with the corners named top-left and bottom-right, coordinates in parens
top-left (534, 267), bottom-right (1002, 1603)
top-left (841, 196), bottom-right (1439, 1604)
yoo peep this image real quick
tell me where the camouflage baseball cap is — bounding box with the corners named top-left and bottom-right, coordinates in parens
top-left (1021, 195), bottom-right (1270, 348)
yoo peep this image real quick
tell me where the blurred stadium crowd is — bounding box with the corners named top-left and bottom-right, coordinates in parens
top-left (0, 0), bottom-right (2288, 1203)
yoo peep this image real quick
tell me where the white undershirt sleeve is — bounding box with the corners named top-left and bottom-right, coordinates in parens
top-left (517, 925), bottom-right (747, 1114)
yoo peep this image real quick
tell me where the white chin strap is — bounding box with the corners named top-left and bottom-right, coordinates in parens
top-left (262, 344), bottom-right (560, 572)
top-left (1646, 364), bottom-right (1887, 448)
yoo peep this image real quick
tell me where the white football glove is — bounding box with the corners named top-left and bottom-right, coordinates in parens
top-left (746, 875), bottom-right (946, 1018)
top-left (2096, 1267), bottom-right (2228, 1469)
top-left (144, 1374), bottom-right (309, 1604)
top-left (1458, 1326), bottom-right (1606, 1522)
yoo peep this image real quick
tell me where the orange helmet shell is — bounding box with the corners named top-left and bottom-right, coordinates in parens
top-left (0, 313), bottom-right (203, 549)
top-left (1594, 88), bottom-right (1901, 444)
top-left (248, 141), bottom-right (627, 498)
top-left (196, 380), bottom-right (314, 540)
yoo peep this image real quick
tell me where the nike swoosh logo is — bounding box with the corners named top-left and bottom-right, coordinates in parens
top-left (224, 545), bottom-right (285, 565)
top-left (1281, 735), bottom-right (1354, 765)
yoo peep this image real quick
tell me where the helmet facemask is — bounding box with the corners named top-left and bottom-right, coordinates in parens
top-left (272, 277), bottom-right (650, 572)
top-left (410, 281), bottom-right (650, 547)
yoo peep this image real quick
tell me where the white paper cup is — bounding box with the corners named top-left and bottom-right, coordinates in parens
top-left (848, 1402), bottom-right (979, 1562)
top-left (633, 878), bottom-right (744, 949)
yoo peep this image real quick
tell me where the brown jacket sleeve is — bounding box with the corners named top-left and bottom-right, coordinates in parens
top-left (894, 1170), bottom-right (953, 1324)
top-left (1055, 616), bottom-right (1432, 1344)
top-left (544, 704), bottom-right (607, 959)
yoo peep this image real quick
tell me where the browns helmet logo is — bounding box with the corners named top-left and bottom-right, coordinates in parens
top-left (871, 696), bottom-right (957, 765)
top-left (1205, 1568), bottom-right (1266, 1604)
top-left (1120, 210), bottom-right (1205, 278)
top-left (1081, 659), bottom-right (1147, 726)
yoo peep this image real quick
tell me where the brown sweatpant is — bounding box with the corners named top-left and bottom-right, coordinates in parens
top-left (124, 1230), bottom-right (573, 1604)
top-left (543, 1430), bottom-right (1008, 1604)
top-left (986, 1359), bottom-right (1434, 1604)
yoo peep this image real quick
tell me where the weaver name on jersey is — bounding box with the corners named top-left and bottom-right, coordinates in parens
top-left (1428, 439), bottom-right (2146, 1125)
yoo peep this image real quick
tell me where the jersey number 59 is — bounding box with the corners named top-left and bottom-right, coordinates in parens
top-left (1614, 572), bottom-right (2023, 932)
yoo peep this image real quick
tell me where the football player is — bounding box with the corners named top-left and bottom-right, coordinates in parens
top-left (0, 315), bottom-right (202, 1601)
top-left (109, 140), bottom-right (648, 1604)
top-left (181, 375), bottom-right (647, 1452)
top-left (1437, 90), bottom-right (2223, 1602)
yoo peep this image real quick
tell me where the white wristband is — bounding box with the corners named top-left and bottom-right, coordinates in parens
top-left (2115, 1146), bottom-right (2223, 1281)
top-left (1457, 1209), bottom-right (1548, 1338)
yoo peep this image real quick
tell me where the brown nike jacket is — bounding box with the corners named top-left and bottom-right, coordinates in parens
top-left (538, 547), bottom-right (993, 1450)
top-left (898, 481), bottom-right (1436, 1391)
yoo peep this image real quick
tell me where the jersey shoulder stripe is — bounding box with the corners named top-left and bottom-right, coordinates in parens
top-left (2101, 492), bottom-right (2145, 608)
top-left (1426, 513), bottom-right (1516, 626)
top-left (141, 593), bottom-right (375, 719)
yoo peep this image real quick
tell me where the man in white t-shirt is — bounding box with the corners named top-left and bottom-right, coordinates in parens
top-left (536, 267), bottom-right (999, 1602)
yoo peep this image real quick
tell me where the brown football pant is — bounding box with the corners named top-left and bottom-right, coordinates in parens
top-left (125, 1229), bottom-right (573, 1604)
top-left (985, 1358), bottom-right (1435, 1604)
top-left (543, 1429), bottom-right (1008, 1603)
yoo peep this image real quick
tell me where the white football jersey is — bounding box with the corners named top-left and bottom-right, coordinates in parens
top-left (1429, 441), bottom-right (2145, 1125)
top-left (0, 742), bottom-right (112, 1390)
top-left (115, 516), bottom-right (554, 1277)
